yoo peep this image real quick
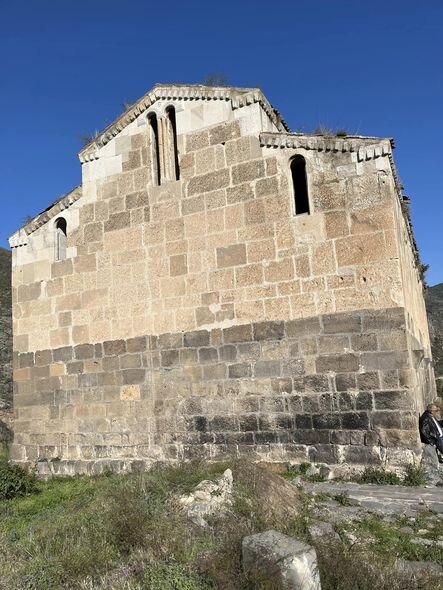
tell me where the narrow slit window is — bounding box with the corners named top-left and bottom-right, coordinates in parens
top-left (291, 155), bottom-right (310, 215)
top-left (148, 113), bottom-right (161, 186)
top-left (55, 218), bottom-right (67, 261)
top-left (166, 105), bottom-right (180, 181)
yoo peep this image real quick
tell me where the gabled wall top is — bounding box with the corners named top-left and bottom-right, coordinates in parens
top-left (9, 185), bottom-right (82, 248)
top-left (78, 83), bottom-right (290, 163)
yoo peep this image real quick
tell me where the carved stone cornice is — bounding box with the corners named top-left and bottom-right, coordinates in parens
top-left (78, 84), bottom-right (289, 163)
top-left (9, 186), bottom-right (82, 247)
top-left (259, 131), bottom-right (393, 161)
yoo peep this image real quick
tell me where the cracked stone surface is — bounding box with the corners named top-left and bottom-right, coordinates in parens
top-left (300, 481), bottom-right (443, 516)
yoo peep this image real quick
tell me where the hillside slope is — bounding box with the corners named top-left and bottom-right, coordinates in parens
top-left (0, 248), bottom-right (12, 409)
top-left (426, 283), bottom-right (443, 378)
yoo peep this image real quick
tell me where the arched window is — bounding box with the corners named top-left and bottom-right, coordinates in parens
top-left (55, 218), bottom-right (67, 261)
top-left (148, 112), bottom-right (161, 186)
top-left (166, 105), bottom-right (180, 181)
top-left (290, 155), bottom-right (310, 215)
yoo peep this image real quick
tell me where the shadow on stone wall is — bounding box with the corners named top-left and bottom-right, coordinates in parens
top-left (0, 415), bottom-right (13, 444)
top-left (0, 247), bottom-right (12, 410)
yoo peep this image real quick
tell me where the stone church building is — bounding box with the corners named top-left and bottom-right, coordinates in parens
top-left (8, 84), bottom-right (434, 475)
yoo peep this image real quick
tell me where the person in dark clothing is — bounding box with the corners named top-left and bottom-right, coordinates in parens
top-left (419, 403), bottom-right (443, 461)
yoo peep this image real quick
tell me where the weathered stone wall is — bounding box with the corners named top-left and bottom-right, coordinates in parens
top-left (9, 86), bottom-right (433, 472)
top-left (12, 107), bottom-right (408, 353)
top-left (393, 194), bottom-right (431, 358)
top-left (0, 248), bottom-right (12, 410)
top-left (10, 308), bottom-right (421, 473)
top-left (392, 194), bottom-right (435, 410)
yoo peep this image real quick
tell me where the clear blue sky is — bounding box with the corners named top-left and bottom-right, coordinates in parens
top-left (1, 0), bottom-right (442, 285)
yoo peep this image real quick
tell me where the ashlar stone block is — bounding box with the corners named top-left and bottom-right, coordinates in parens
top-left (209, 121), bottom-right (240, 146)
top-left (187, 169), bottom-right (230, 196)
top-left (335, 232), bottom-right (386, 266)
top-left (232, 160), bottom-right (265, 185)
top-left (120, 385), bottom-right (141, 401)
top-left (225, 136), bottom-right (261, 165)
top-left (216, 243), bottom-right (246, 268)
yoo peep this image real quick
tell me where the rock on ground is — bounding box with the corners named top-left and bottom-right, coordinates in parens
top-left (242, 529), bottom-right (321, 590)
top-left (308, 521), bottom-right (339, 542)
top-left (179, 468), bottom-right (233, 526)
top-left (421, 444), bottom-right (443, 485)
top-left (394, 558), bottom-right (443, 580)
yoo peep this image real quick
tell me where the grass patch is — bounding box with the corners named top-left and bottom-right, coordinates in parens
top-left (403, 464), bottom-right (427, 486)
top-left (0, 443), bottom-right (8, 462)
top-left (0, 461), bottom-right (285, 589)
top-left (0, 460), bottom-right (438, 590)
top-left (339, 513), bottom-right (443, 565)
top-left (357, 465), bottom-right (426, 487)
top-left (358, 468), bottom-right (402, 485)
top-left (284, 462), bottom-right (326, 482)
top-left (316, 541), bottom-right (440, 590)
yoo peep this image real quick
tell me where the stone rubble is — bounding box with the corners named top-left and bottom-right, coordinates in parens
top-left (178, 468), bottom-right (233, 526)
top-left (298, 478), bottom-right (443, 581)
top-left (242, 529), bottom-right (321, 590)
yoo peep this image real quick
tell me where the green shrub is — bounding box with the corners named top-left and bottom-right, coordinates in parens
top-left (402, 464), bottom-right (426, 486)
top-left (358, 468), bottom-right (402, 486)
top-left (0, 461), bottom-right (37, 500)
top-left (285, 462), bottom-right (326, 481)
top-left (358, 465), bottom-right (426, 487)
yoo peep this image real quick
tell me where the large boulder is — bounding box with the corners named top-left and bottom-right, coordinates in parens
top-left (242, 529), bottom-right (321, 590)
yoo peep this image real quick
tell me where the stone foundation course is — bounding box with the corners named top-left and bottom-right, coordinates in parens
top-left (11, 307), bottom-right (423, 474)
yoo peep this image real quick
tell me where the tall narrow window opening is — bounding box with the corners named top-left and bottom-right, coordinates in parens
top-left (55, 218), bottom-right (67, 261)
top-left (148, 113), bottom-right (161, 186)
top-left (166, 105), bottom-right (180, 181)
top-left (290, 155), bottom-right (310, 215)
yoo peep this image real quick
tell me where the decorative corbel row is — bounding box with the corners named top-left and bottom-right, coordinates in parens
top-left (356, 142), bottom-right (392, 161)
top-left (260, 132), bottom-right (392, 161)
top-left (78, 84), bottom-right (289, 162)
top-left (79, 150), bottom-right (100, 164)
top-left (8, 228), bottom-right (28, 248)
top-left (9, 186), bottom-right (82, 246)
top-left (232, 91), bottom-right (289, 133)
